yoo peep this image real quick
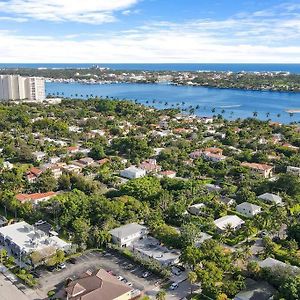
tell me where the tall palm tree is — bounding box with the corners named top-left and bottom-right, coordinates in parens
top-left (253, 111), bottom-right (258, 118)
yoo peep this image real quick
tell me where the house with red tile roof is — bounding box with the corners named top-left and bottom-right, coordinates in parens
top-left (26, 167), bottom-right (43, 183)
top-left (16, 192), bottom-right (57, 205)
top-left (241, 162), bottom-right (273, 178)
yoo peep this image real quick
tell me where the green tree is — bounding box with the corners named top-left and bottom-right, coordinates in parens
top-left (155, 290), bottom-right (166, 300)
top-left (278, 276), bottom-right (300, 300)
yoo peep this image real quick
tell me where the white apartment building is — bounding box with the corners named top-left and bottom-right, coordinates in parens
top-left (109, 223), bottom-right (148, 247)
top-left (0, 75), bottom-right (45, 102)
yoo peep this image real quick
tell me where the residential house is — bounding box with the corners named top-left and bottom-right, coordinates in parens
top-left (97, 158), bottom-right (110, 166)
top-left (194, 232), bottom-right (213, 247)
top-left (214, 215), bottom-right (245, 232)
top-left (120, 166), bottom-right (146, 179)
top-left (61, 164), bottom-right (82, 174)
top-left (109, 223), bottom-right (148, 247)
top-left (32, 151), bottom-right (46, 162)
top-left (48, 156), bottom-right (61, 164)
top-left (258, 257), bottom-right (300, 274)
top-left (202, 151), bottom-right (227, 162)
top-left (219, 196), bottom-right (236, 207)
top-left (26, 167), bottom-right (43, 183)
top-left (2, 161), bottom-right (13, 170)
top-left (241, 162), bottom-right (273, 178)
top-left (234, 278), bottom-right (276, 300)
top-left (258, 193), bottom-right (283, 206)
top-left (236, 202), bottom-right (262, 218)
top-left (189, 150), bottom-right (202, 159)
top-left (159, 170), bottom-right (177, 178)
top-left (205, 183), bottom-right (222, 193)
top-left (188, 203), bottom-right (206, 216)
top-left (204, 147), bottom-right (223, 155)
top-left (16, 192), bottom-right (57, 205)
top-left (67, 146), bottom-right (79, 154)
top-left (287, 165), bottom-right (300, 176)
top-left (41, 163), bottom-right (63, 179)
top-left (72, 157), bottom-right (95, 168)
top-left (64, 269), bottom-right (132, 300)
top-left (139, 159), bottom-right (161, 173)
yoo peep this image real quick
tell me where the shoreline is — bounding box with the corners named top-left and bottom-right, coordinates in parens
top-left (46, 79), bottom-right (300, 94)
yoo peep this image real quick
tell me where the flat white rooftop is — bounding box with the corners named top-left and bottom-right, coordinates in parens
top-left (0, 221), bottom-right (70, 254)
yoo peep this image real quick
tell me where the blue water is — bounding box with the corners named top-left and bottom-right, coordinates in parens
top-left (46, 82), bottom-right (300, 124)
top-left (2, 63), bottom-right (300, 73)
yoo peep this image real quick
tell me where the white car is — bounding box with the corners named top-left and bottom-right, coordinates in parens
top-left (117, 275), bottom-right (124, 281)
top-left (170, 283), bottom-right (179, 290)
top-left (127, 282), bottom-right (133, 287)
top-left (172, 267), bottom-right (182, 276)
top-left (142, 271), bottom-right (150, 278)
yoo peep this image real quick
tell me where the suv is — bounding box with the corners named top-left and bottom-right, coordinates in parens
top-left (58, 263), bottom-right (66, 269)
top-left (170, 283), bottom-right (179, 290)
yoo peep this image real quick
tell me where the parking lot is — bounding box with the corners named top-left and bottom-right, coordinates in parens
top-left (35, 249), bottom-right (162, 298)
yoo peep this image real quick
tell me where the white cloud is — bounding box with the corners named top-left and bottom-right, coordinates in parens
top-left (0, 0), bottom-right (140, 24)
top-left (1, 1), bottom-right (300, 62)
top-left (0, 16), bottom-right (27, 22)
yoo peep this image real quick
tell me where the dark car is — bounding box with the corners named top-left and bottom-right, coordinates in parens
top-left (47, 265), bottom-right (56, 272)
top-left (68, 257), bottom-right (77, 264)
top-left (176, 265), bottom-right (186, 271)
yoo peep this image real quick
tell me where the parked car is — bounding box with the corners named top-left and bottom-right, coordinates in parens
top-left (172, 267), bottom-right (182, 276)
top-left (47, 265), bottom-right (56, 272)
top-left (142, 271), bottom-right (150, 278)
top-left (126, 264), bottom-right (134, 270)
top-left (58, 262), bottom-right (66, 269)
top-left (170, 283), bottom-right (179, 290)
top-left (127, 282), bottom-right (133, 287)
top-left (176, 265), bottom-right (186, 271)
top-left (68, 257), bottom-right (77, 264)
top-left (117, 275), bottom-right (124, 281)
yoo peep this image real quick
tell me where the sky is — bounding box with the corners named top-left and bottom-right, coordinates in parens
top-left (0, 0), bottom-right (300, 63)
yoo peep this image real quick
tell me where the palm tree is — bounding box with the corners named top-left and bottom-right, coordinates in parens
top-left (224, 223), bottom-right (234, 237)
top-left (156, 290), bottom-right (166, 300)
top-left (188, 271), bottom-right (197, 296)
top-left (211, 108), bottom-right (216, 113)
top-left (266, 112), bottom-right (270, 118)
top-left (253, 111), bottom-right (258, 118)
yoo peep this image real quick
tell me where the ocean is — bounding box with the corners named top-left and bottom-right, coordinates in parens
top-left (1, 63), bottom-right (300, 73)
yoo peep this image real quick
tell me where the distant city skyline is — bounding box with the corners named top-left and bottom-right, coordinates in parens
top-left (0, 0), bottom-right (299, 62)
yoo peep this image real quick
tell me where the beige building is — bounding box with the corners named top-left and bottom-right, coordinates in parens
top-left (64, 269), bottom-right (133, 300)
top-left (0, 75), bottom-right (45, 102)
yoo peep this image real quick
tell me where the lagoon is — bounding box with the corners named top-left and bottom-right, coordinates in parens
top-left (46, 82), bottom-right (300, 124)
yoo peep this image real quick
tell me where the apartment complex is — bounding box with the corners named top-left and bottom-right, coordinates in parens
top-left (0, 75), bottom-right (45, 102)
